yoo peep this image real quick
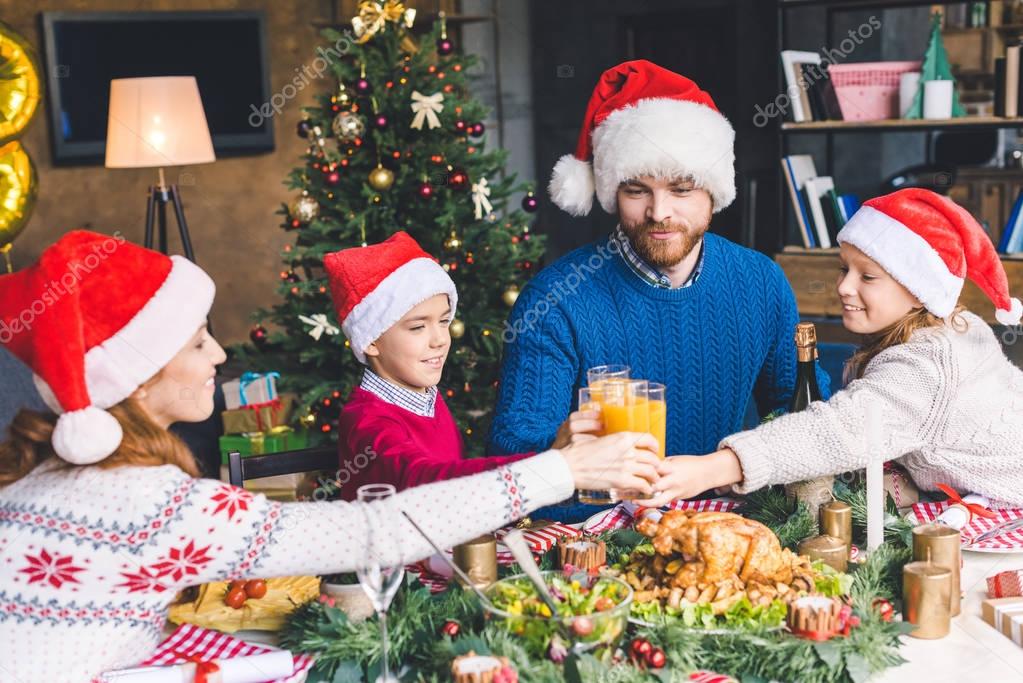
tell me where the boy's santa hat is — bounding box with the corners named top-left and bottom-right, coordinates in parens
top-left (324, 232), bottom-right (457, 364)
top-left (838, 188), bottom-right (1022, 325)
top-left (0, 230), bottom-right (215, 465)
top-left (549, 59), bottom-right (736, 217)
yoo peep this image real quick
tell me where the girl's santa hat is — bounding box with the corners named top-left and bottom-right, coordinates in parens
top-left (549, 59), bottom-right (736, 217)
top-left (324, 232), bottom-right (457, 364)
top-left (0, 231), bottom-right (215, 465)
top-left (838, 188), bottom-right (1022, 325)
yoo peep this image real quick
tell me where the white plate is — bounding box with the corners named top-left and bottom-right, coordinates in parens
top-left (962, 544), bottom-right (1023, 554)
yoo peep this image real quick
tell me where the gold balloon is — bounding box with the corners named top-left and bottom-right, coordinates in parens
top-left (0, 22), bottom-right (41, 146)
top-left (0, 140), bottom-right (37, 248)
top-left (367, 164), bottom-right (394, 190)
top-left (502, 285), bottom-right (520, 307)
top-left (449, 318), bottom-right (465, 339)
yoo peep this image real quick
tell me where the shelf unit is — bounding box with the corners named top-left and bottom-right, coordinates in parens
top-left (776, 0), bottom-right (1023, 325)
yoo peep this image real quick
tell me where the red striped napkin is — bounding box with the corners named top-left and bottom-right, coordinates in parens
top-left (584, 498), bottom-right (741, 534)
top-left (688, 672), bottom-right (737, 683)
top-left (912, 501), bottom-right (1023, 550)
top-left (494, 521), bottom-right (583, 553)
top-left (117, 623), bottom-right (313, 682)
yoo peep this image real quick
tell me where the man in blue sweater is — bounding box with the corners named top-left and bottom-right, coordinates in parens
top-left (488, 61), bottom-right (829, 521)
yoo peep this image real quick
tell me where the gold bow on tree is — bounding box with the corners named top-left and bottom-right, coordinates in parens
top-left (352, 0), bottom-right (416, 43)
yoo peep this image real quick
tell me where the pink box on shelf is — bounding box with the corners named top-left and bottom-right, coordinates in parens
top-left (829, 61), bottom-right (921, 121)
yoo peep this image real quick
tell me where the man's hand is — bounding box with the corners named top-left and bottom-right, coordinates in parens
top-left (550, 407), bottom-right (603, 449)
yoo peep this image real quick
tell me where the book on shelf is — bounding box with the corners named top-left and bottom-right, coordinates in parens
top-left (800, 63), bottom-right (844, 122)
top-left (781, 50), bottom-right (822, 123)
top-left (781, 155), bottom-right (818, 248)
top-left (998, 190), bottom-right (1022, 253)
top-left (803, 176), bottom-right (837, 248)
top-left (995, 44), bottom-right (1023, 118)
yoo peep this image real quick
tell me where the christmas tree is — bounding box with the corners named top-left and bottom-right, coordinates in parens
top-left (235, 3), bottom-right (545, 454)
top-left (904, 11), bottom-right (966, 119)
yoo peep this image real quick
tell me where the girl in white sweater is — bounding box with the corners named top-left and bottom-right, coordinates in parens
top-left (640, 188), bottom-right (1023, 508)
top-left (0, 231), bottom-right (660, 683)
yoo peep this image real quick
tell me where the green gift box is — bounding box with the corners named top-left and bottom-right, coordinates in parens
top-left (219, 426), bottom-right (310, 465)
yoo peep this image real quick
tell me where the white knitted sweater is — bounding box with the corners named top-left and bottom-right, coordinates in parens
top-left (724, 313), bottom-right (1023, 506)
top-left (0, 451), bottom-right (573, 683)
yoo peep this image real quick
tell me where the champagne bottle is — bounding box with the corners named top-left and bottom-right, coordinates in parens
top-left (785, 322), bottom-right (832, 525)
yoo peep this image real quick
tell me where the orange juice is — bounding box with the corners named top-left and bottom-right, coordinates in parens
top-left (647, 399), bottom-right (667, 459)
top-left (601, 398), bottom-right (651, 434)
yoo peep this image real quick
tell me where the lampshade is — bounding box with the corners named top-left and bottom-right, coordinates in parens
top-left (105, 76), bottom-right (216, 168)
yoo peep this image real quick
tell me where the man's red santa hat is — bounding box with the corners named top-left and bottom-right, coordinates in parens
top-left (838, 188), bottom-right (1022, 325)
top-left (324, 232), bottom-right (457, 364)
top-left (0, 231), bottom-right (215, 464)
top-left (549, 60), bottom-right (736, 217)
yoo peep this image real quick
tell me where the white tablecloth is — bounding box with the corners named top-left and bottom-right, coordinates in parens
top-left (874, 550), bottom-right (1023, 682)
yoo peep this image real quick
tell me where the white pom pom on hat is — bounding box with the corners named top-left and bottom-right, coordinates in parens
top-left (0, 231), bottom-right (215, 465)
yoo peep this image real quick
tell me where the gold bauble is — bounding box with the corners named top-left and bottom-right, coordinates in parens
top-left (443, 230), bottom-right (462, 251)
top-left (332, 110), bottom-right (365, 142)
top-left (0, 140), bottom-right (37, 248)
top-left (502, 285), bottom-right (520, 307)
top-left (335, 84), bottom-right (351, 107)
top-left (0, 23), bottom-right (41, 145)
top-left (289, 194), bottom-right (319, 223)
top-left (298, 412), bottom-right (317, 429)
top-left (449, 318), bottom-right (465, 339)
top-left (367, 165), bottom-right (394, 191)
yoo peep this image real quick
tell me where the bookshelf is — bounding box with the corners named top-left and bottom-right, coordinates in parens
top-left (776, 0), bottom-right (1023, 327)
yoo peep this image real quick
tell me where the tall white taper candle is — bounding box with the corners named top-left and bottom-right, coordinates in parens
top-left (865, 402), bottom-right (885, 551)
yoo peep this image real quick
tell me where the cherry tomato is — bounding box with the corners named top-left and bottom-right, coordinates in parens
top-left (594, 596), bottom-right (615, 612)
top-left (228, 580), bottom-right (246, 591)
top-left (244, 579), bottom-right (267, 599)
top-left (571, 616), bottom-right (594, 637)
top-left (225, 586), bottom-right (247, 609)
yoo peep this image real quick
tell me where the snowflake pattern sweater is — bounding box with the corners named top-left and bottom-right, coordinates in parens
top-left (724, 313), bottom-right (1023, 506)
top-left (490, 233), bottom-right (832, 457)
top-left (0, 451), bottom-right (573, 682)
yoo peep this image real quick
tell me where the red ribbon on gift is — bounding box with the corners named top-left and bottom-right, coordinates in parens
top-left (241, 398), bottom-right (284, 432)
top-left (936, 483), bottom-right (998, 521)
top-left (172, 651), bottom-right (221, 683)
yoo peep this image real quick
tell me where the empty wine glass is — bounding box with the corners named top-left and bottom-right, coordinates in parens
top-left (356, 484), bottom-right (405, 682)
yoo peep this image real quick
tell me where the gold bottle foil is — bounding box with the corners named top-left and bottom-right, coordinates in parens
top-left (820, 501), bottom-right (853, 547)
top-left (452, 534), bottom-right (498, 588)
top-left (912, 524), bottom-right (962, 617)
top-left (903, 560), bottom-right (952, 639)
top-left (797, 534), bottom-right (848, 572)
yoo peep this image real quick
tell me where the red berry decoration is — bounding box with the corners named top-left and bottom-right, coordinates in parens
top-left (447, 167), bottom-right (470, 191)
top-left (418, 182), bottom-right (434, 200)
top-left (630, 637), bottom-right (652, 659)
top-left (470, 122), bottom-right (485, 137)
top-left (646, 647), bottom-right (666, 669)
top-left (355, 78), bottom-right (372, 95)
top-left (440, 620), bottom-right (460, 637)
top-left (521, 192), bottom-right (539, 213)
top-left (872, 598), bottom-right (894, 622)
top-left (437, 37), bottom-right (454, 55)
top-left (249, 325), bottom-right (268, 347)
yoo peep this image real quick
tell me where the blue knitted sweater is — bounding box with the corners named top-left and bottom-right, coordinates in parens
top-left (488, 233), bottom-right (831, 521)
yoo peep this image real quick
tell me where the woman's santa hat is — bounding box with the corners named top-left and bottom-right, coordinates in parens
top-left (324, 231), bottom-right (457, 364)
top-left (549, 59), bottom-right (736, 217)
top-left (838, 188), bottom-right (1022, 325)
top-left (0, 231), bottom-right (215, 465)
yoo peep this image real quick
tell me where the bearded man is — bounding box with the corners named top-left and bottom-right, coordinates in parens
top-left (488, 61), bottom-right (829, 520)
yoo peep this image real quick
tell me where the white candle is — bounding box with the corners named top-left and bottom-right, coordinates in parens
top-left (865, 402), bottom-right (885, 551)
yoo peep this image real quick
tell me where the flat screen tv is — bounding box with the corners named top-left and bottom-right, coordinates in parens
top-left (41, 11), bottom-right (273, 165)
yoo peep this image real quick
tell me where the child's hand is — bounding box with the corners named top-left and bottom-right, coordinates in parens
top-left (641, 449), bottom-right (744, 508)
top-left (551, 407), bottom-right (603, 448)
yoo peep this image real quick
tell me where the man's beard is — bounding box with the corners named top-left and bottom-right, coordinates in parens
top-left (621, 218), bottom-right (709, 268)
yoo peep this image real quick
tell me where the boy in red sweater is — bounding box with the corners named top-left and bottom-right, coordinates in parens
top-left (325, 232), bottom-right (531, 500)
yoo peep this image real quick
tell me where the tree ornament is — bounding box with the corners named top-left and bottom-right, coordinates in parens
top-left (289, 192), bottom-right (319, 223)
top-left (355, 78), bottom-right (372, 95)
top-left (454, 119), bottom-right (468, 134)
top-left (443, 230), bottom-right (463, 251)
top-left (436, 10), bottom-right (455, 55)
top-left (249, 325), bottom-right (268, 347)
top-left (447, 167), bottom-right (470, 191)
top-left (324, 169), bottom-right (341, 186)
top-left (440, 620), bottom-right (461, 637)
top-left (470, 122), bottom-right (485, 137)
top-left (299, 412), bottom-right (316, 429)
top-left (299, 313), bottom-right (340, 341)
top-left (332, 111), bottom-right (365, 142)
top-left (471, 176), bottom-right (493, 219)
top-left (335, 83), bottom-right (352, 107)
top-left (373, 113), bottom-right (389, 130)
top-left (417, 181), bottom-right (434, 199)
top-left (449, 318), bottom-right (465, 339)
top-left (410, 90), bottom-right (444, 130)
top-left (521, 191), bottom-right (539, 213)
top-left (296, 119), bottom-right (313, 138)
top-left (285, 271), bottom-right (301, 284)
top-left (368, 164), bottom-right (395, 190)
top-left (502, 285), bottom-right (520, 307)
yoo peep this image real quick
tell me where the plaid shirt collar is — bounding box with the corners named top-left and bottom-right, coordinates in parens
top-left (611, 225), bottom-right (704, 290)
top-left (360, 368), bottom-right (437, 417)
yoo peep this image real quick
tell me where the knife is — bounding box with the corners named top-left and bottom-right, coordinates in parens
top-left (966, 518), bottom-right (1023, 546)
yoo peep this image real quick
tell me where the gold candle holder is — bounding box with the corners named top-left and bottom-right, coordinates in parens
top-left (453, 534), bottom-right (498, 589)
top-left (912, 523), bottom-right (962, 617)
top-left (820, 501), bottom-right (853, 547)
top-left (903, 558), bottom-right (952, 639)
top-left (797, 534), bottom-right (848, 572)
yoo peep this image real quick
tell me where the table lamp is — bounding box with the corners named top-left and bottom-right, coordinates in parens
top-left (105, 76), bottom-right (215, 262)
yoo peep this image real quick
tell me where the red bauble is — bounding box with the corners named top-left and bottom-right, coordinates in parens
top-left (521, 193), bottom-right (539, 213)
top-left (325, 171), bottom-right (341, 186)
top-left (436, 37), bottom-right (454, 55)
top-left (441, 620), bottom-right (460, 637)
top-left (447, 168), bottom-right (470, 191)
top-left (355, 78), bottom-right (372, 95)
top-left (454, 119), bottom-right (468, 134)
top-left (374, 114), bottom-right (388, 129)
top-left (470, 122), bottom-right (485, 137)
top-left (289, 219), bottom-right (301, 230)
top-left (249, 325), bottom-right (268, 346)
top-left (418, 182), bottom-right (434, 200)
top-left (646, 648), bottom-right (666, 669)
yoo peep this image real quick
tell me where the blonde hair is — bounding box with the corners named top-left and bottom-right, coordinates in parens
top-left (0, 398), bottom-right (200, 487)
top-left (844, 304), bottom-right (968, 383)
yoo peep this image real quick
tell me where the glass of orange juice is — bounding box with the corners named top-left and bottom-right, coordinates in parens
top-left (575, 386), bottom-right (612, 505)
top-left (646, 383), bottom-right (667, 460)
top-left (586, 364), bottom-right (630, 389)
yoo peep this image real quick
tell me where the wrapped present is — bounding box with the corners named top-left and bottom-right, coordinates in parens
top-left (989, 570), bottom-right (1023, 599)
top-left (223, 371), bottom-right (280, 410)
top-left (981, 597), bottom-right (1023, 647)
top-left (218, 425), bottom-right (309, 465)
top-left (221, 394), bottom-right (294, 435)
